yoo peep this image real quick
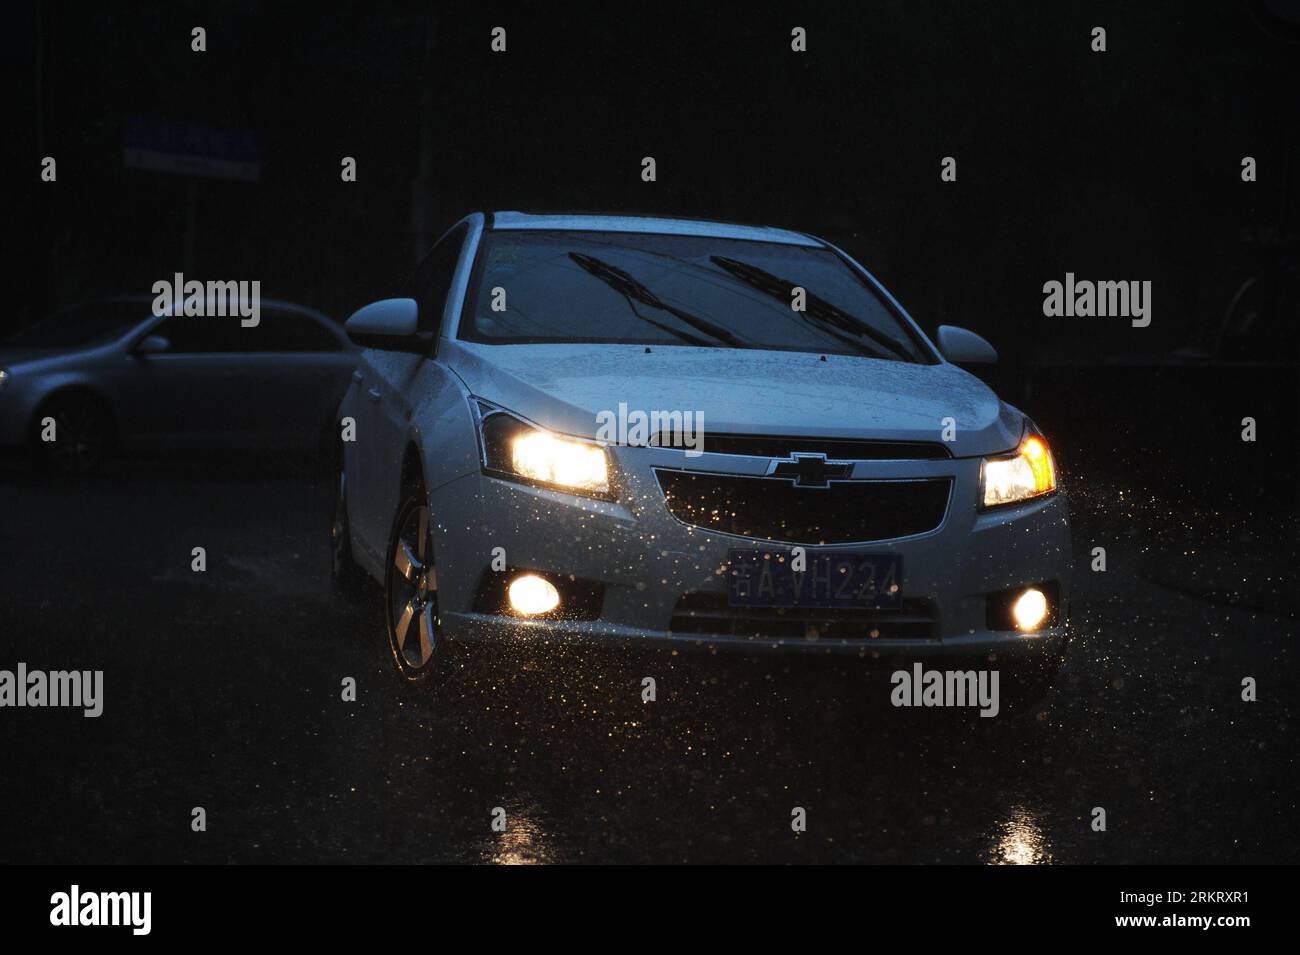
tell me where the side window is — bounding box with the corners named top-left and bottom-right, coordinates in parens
top-left (151, 316), bottom-right (249, 353)
top-left (255, 309), bottom-right (343, 352)
top-left (152, 310), bottom-right (341, 353)
top-left (408, 225), bottom-right (468, 337)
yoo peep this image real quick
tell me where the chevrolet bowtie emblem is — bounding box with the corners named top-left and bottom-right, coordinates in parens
top-left (766, 452), bottom-right (853, 488)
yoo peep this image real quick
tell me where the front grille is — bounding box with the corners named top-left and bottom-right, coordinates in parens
top-left (655, 470), bottom-right (951, 544)
top-left (669, 592), bottom-right (938, 640)
top-left (674, 433), bottom-right (950, 459)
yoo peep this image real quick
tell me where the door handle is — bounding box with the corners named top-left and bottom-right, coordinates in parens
top-left (351, 371), bottom-right (364, 383)
top-left (366, 387), bottom-right (382, 402)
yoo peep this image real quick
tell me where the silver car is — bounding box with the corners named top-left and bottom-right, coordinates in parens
top-left (333, 212), bottom-right (1074, 693)
top-left (0, 296), bottom-right (355, 472)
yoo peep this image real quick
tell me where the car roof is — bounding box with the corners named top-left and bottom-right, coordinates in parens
top-left (68, 294), bottom-right (335, 323)
top-left (489, 211), bottom-right (825, 247)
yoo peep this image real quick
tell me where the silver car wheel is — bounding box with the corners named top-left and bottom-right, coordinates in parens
top-left (385, 494), bottom-right (442, 676)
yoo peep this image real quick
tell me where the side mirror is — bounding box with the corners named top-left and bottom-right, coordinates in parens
top-left (345, 298), bottom-right (428, 353)
top-left (135, 334), bottom-right (171, 355)
top-left (936, 325), bottom-right (998, 364)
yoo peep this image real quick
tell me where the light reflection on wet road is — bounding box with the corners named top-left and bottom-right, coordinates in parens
top-left (0, 459), bottom-right (1295, 864)
top-left (989, 807), bottom-right (1050, 865)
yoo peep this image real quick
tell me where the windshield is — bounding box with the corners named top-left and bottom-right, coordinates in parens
top-left (459, 230), bottom-right (934, 363)
top-left (7, 301), bottom-right (148, 348)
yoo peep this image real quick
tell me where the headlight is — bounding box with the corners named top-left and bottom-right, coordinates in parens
top-left (980, 433), bottom-right (1056, 508)
top-left (478, 404), bottom-right (611, 497)
top-left (0, 369), bottom-right (9, 390)
top-left (511, 430), bottom-right (609, 490)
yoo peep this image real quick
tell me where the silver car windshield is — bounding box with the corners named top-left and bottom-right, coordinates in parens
top-left (460, 230), bottom-right (934, 363)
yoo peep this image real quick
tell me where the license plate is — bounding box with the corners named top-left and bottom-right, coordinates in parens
top-left (727, 549), bottom-right (903, 609)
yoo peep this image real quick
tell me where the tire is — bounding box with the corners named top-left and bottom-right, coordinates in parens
top-left (330, 469), bottom-right (367, 596)
top-left (32, 393), bottom-right (113, 474)
top-left (383, 485), bottom-right (453, 682)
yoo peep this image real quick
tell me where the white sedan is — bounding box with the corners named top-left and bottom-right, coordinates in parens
top-left (333, 212), bottom-right (1072, 690)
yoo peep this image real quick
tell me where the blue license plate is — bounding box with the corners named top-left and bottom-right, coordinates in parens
top-left (727, 549), bottom-right (903, 609)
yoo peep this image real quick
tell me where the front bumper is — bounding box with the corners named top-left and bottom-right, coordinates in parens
top-left (430, 443), bottom-right (1073, 658)
top-left (444, 613), bottom-right (1068, 659)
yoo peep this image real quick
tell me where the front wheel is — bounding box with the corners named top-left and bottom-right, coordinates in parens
top-left (33, 393), bottom-right (112, 474)
top-left (383, 488), bottom-right (453, 682)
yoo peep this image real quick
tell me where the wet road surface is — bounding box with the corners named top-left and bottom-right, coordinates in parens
top-left (0, 455), bottom-right (1295, 864)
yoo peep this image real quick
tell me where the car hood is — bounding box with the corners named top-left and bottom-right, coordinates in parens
top-left (449, 342), bottom-right (1023, 457)
top-left (0, 347), bottom-right (70, 367)
top-left (0, 344), bottom-right (114, 372)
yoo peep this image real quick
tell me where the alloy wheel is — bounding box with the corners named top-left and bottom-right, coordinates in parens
top-left (385, 494), bottom-right (443, 677)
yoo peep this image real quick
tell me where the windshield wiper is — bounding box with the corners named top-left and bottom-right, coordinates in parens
top-left (708, 255), bottom-right (912, 361)
top-left (568, 252), bottom-right (749, 349)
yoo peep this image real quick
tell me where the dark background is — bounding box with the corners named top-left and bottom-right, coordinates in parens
top-left (13, 0), bottom-right (1300, 510)
top-left (2, 1), bottom-right (1297, 865)
top-left (12, 1), bottom-right (1297, 356)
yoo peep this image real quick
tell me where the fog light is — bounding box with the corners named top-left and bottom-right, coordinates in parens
top-left (507, 574), bottom-right (560, 616)
top-left (1012, 588), bottom-right (1049, 631)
